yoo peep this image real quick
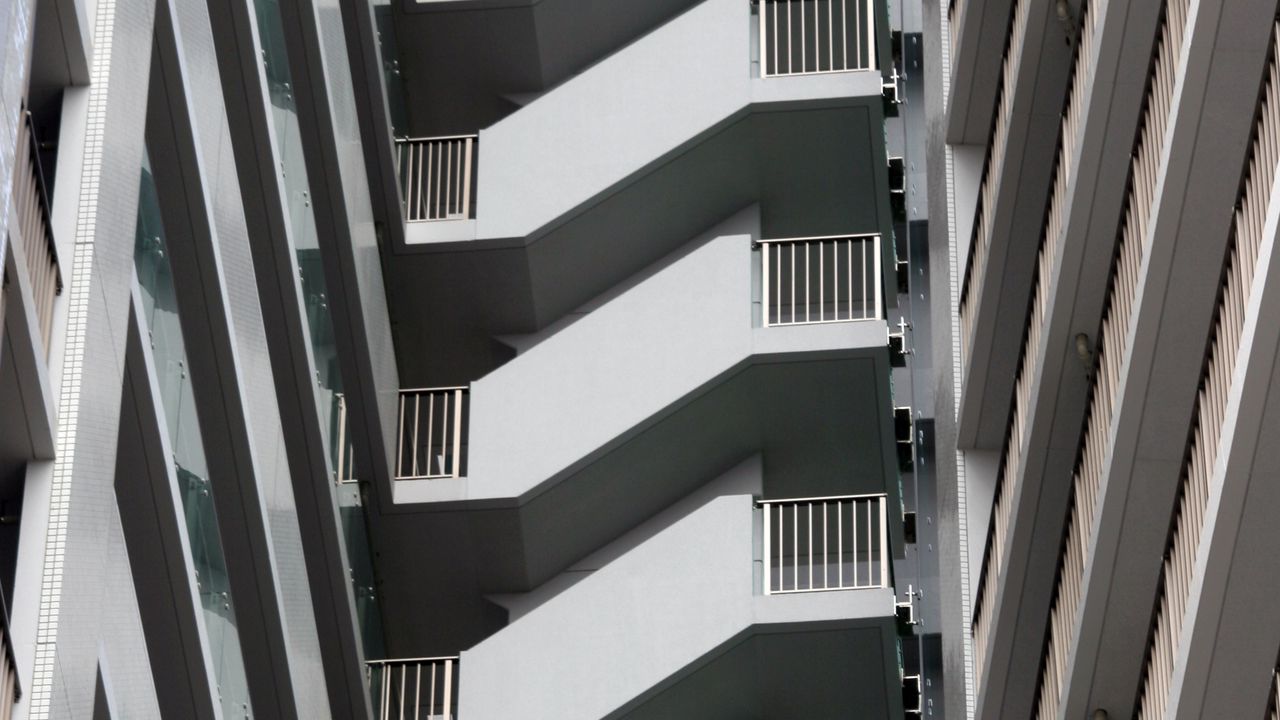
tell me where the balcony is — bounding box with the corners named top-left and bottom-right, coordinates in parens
top-left (756, 0), bottom-right (878, 78)
top-left (761, 493), bottom-right (890, 594)
top-left (1011, 0), bottom-right (1188, 714)
top-left (1133, 15), bottom-right (1271, 720)
top-left (368, 656), bottom-right (459, 720)
top-left (396, 136), bottom-right (477, 223)
top-left (391, 0), bottom-right (887, 248)
top-left (968, 0), bottom-right (1095, 696)
top-left (760, 234), bottom-right (881, 327)
top-left (391, 219), bottom-right (888, 504)
top-left (451, 493), bottom-right (903, 719)
top-left (373, 210), bottom-right (899, 656)
top-left (11, 110), bottom-right (63, 356)
top-left (395, 387), bottom-right (469, 480)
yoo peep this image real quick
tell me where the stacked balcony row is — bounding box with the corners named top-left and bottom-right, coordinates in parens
top-left (338, 234), bottom-right (886, 485)
top-left (1133, 22), bottom-right (1280, 720)
top-left (1030, 0), bottom-right (1189, 715)
top-left (368, 493), bottom-right (896, 719)
top-left (968, 0), bottom-right (1097, 689)
top-left (957, 0), bottom-right (1026, 371)
top-left (389, 0), bottom-right (884, 230)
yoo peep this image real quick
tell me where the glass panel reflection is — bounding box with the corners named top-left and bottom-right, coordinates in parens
top-left (134, 153), bottom-right (254, 718)
top-left (251, 0), bottom-right (386, 663)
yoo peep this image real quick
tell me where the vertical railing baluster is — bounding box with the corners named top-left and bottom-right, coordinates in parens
top-left (865, 0), bottom-right (875, 70)
top-left (838, 500), bottom-right (844, 587)
top-left (800, 0), bottom-right (807, 73)
top-left (763, 501), bottom-right (773, 594)
top-left (414, 663), bottom-right (422, 720)
top-left (873, 234), bottom-right (882, 319)
top-left (866, 498), bottom-right (873, 588)
top-left (443, 659), bottom-right (454, 719)
top-left (805, 241), bottom-right (811, 322)
top-left (773, 502), bottom-right (783, 591)
top-left (807, 502), bottom-right (813, 589)
top-left (429, 662), bottom-right (438, 719)
top-left (828, 0), bottom-right (834, 71)
top-left (819, 239), bottom-right (825, 322)
top-left (397, 394), bottom-right (407, 478)
top-left (435, 141), bottom-right (445, 220)
top-left (453, 388), bottom-right (464, 478)
top-left (381, 665), bottom-right (391, 720)
top-left (822, 501), bottom-right (829, 588)
top-left (462, 137), bottom-right (474, 219)
top-left (790, 502), bottom-right (797, 591)
top-left (880, 496), bottom-right (889, 588)
top-left (853, 0), bottom-right (861, 69)
top-left (437, 391), bottom-right (448, 476)
top-left (862, 238), bottom-right (868, 319)
top-left (399, 663), bottom-right (407, 720)
top-left (761, 241), bottom-right (771, 326)
top-left (775, 243), bottom-right (782, 326)
top-left (448, 139), bottom-right (458, 216)
top-left (851, 498), bottom-right (860, 587)
top-left (425, 141), bottom-right (435, 219)
top-left (787, 0), bottom-right (793, 74)
top-left (841, 0), bottom-right (849, 70)
top-left (790, 243), bottom-right (796, 324)
top-left (411, 394), bottom-right (421, 477)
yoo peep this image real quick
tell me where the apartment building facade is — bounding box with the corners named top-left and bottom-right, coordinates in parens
top-left (0, 0), bottom-right (938, 717)
top-left (930, 0), bottom-right (1280, 717)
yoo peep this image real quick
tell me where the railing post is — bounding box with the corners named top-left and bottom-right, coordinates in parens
top-left (396, 393), bottom-right (406, 479)
top-left (873, 234), bottom-right (883, 320)
top-left (411, 393), bottom-right (422, 477)
top-left (866, 0), bottom-right (877, 70)
top-left (762, 501), bottom-right (772, 595)
top-left (452, 388), bottom-right (464, 478)
top-left (462, 137), bottom-right (474, 219)
top-left (761, 241), bottom-right (771, 327)
top-left (879, 495), bottom-right (889, 588)
top-left (443, 659), bottom-right (454, 719)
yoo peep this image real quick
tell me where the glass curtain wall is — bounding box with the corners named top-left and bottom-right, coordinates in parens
top-left (134, 153), bottom-right (255, 718)
top-left (251, 0), bottom-right (386, 661)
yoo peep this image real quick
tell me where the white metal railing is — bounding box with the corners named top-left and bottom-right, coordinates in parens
top-left (970, 0), bottom-right (1096, 695)
top-left (367, 657), bottom-right (458, 720)
top-left (396, 387), bottom-right (469, 480)
top-left (1135, 21), bottom-right (1279, 720)
top-left (396, 135), bottom-right (476, 222)
top-left (759, 234), bottom-right (881, 327)
top-left (760, 494), bottom-right (889, 594)
top-left (1031, 1), bottom-right (1189, 717)
top-left (757, 0), bottom-right (877, 77)
top-left (957, 0), bottom-right (1027, 371)
top-left (335, 393), bottom-right (358, 485)
top-left (12, 110), bottom-right (62, 354)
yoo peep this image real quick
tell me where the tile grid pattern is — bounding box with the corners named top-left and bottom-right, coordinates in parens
top-left (28, 1), bottom-right (117, 716)
top-left (940, 4), bottom-right (977, 717)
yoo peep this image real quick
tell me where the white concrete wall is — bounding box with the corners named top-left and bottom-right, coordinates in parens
top-left (394, 207), bottom-right (888, 504)
top-left (406, 0), bottom-right (882, 245)
top-left (460, 492), bottom-right (894, 719)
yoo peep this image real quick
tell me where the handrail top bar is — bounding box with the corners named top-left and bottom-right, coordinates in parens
top-left (758, 232), bottom-right (882, 244)
top-left (399, 385), bottom-right (470, 393)
top-left (396, 134), bottom-right (479, 143)
top-left (366, 655), bottom-right (461, 666)
top-left (757, 492), bottom-right (888, 506)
